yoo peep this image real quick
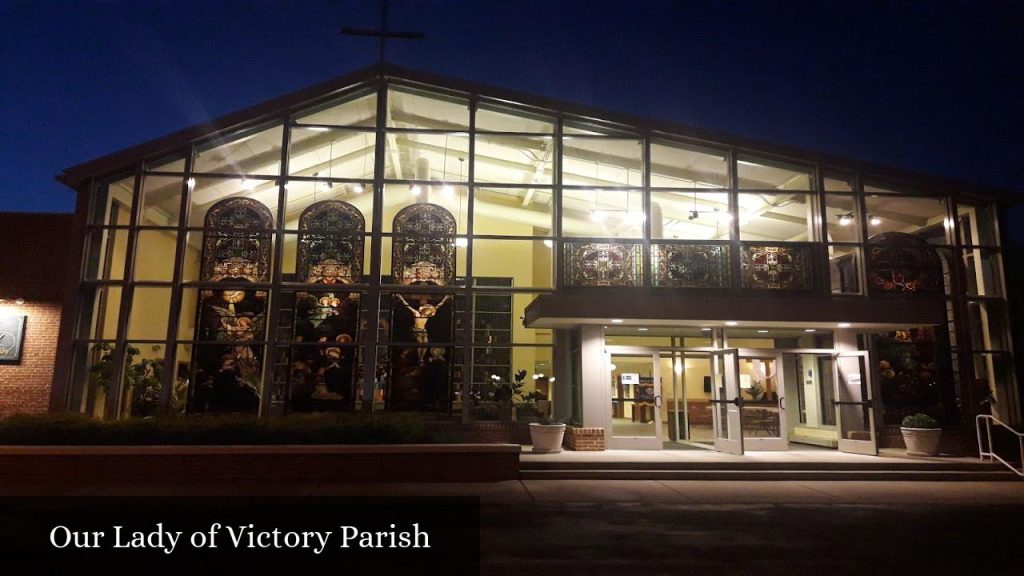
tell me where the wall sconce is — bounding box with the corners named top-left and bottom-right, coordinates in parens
top-left (837, 213), bottom-right (854, 226)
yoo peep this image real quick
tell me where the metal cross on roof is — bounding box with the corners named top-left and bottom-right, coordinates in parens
top-left (341, 0), bottom-right (425, 66)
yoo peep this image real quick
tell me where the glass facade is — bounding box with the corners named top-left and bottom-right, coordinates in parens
top-left (66, 75), bottom-right (1015, 425)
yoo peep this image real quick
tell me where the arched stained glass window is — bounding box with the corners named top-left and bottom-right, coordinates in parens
top-left (391, 203), bottom-right (456, 286)
top-left (297, 200), bottom-right (364, 284)
top-left (867, 233), bottom-right (943, 295)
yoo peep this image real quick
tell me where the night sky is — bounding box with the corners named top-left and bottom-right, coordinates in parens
top-left (3, 1), bottom-right (1022, 219)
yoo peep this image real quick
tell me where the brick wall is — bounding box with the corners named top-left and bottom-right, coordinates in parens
top-left (0, 302), bottom-right (61, 419)
top-left (564, 426), bottom-right (606, 451)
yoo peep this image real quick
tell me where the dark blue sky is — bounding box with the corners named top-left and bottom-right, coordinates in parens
top-left (2, 0), bottom-right (1022, 215)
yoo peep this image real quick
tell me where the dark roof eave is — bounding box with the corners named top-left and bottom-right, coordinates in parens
top-left (56, 63), bottom-right (1024, 203)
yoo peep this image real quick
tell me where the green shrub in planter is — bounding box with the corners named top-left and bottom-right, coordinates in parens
top-left (900, 413), bottom-right (939, 429)
top-left (0, 412), bottom-right (429, 445)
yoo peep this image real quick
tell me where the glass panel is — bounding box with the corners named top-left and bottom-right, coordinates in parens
top-left (649, 142), bottom-right (728, 188)
top-left (973, 353), bottom-right (1012, 419)
top-left (187, 176), bottom-right (279, 228)
top-left (740, 355), bottom-right (782, 439)
top-left (145, 155), bottom-right (186, 173)
top-left (824, 174), bottom-right (854, 192)
top-left (738, 192), bottom-right (814, 241)
top-left (474, 134), bottom-right (554, 184)
top-left (610, 355), bottom-right (657, 438)
top-left (967, 300), bottom-right (1008, 352)
top-left (957, 199), bottom-right (999, 246)
top-left (284, 180), bottom-right (371, 231)
top-left (475, 104), bottom-right (554, 133)
top-left (121, 343), bottom-right (166, 418)
top-left (169, 343), bottom-right (193, 415)
top-left (80, 286), bottom-right (122, 340)
top-left (827, 245), bottom-right (861, 294)
top-left (383, 132), bottom-right (470, 181)
top-left (295, 91), bottom-right (377, 127)
top-left (180, 232), bottom-right (203, 282)
top-left (277, 342), bottom-right (365, 412)
top-left (288, 128), bottom-right (375, 178)
top-left (382, 185), bottom-right (468, 234)
top-left (387, 88), bottom-right (469, 130)
top-left (651, 243), bottom-right (730, 288)
top-left (824, 194), bottom-right (859, 242)
top-left (77, 342), bottom-right (117, 418)
top-left (83, 227), bottom-right (128, 280)
top-left (741, 244), bottom-right (813, 290)
top-left (90, 175), bottom-right (134, 226)
top-left (127, 288), bottom-right (172, 340)
top-left (193, 124), bottom-right (283, 176)
top-left (562, 137), bottom-right (643, 186)
top-left (680, 354), bottom-right (713, 442)
top-left (472, 187), bottom-right (554, 236)
top-left (134, 230), bottom-right (179, 281)
top-left (737, 157), bottom-right (811, 190)
top-left (562, 241), bottom-right (642, 287)
top-left (561, 189), bottom-right (645, 238)
top-left (864, 195), bottom-right (950, 243)
top-left (961, 248), bottom-right (1003, 297)
top-left (140, 175), bottom-right (183, 226)
top-left (651, 191), bottom-right (731, 240)
top-left (472, 239), bottom-right (553, 289)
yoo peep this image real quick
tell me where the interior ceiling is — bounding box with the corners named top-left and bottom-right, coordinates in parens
top-left (135, 88), bottom-right (942, 240)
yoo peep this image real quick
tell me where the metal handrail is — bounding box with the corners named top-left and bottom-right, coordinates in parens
top-left (976, 414), bottom-right (1024, 478)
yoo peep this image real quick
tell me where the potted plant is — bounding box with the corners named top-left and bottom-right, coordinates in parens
top-left (528, 403), bottom-right (566, 454)
top-left (900, 413), bottom-right (942, 456)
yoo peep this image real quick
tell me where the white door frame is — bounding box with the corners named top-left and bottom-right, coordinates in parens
top-left (834, 350), bottom-right (878, 455)
top-left (734, 348), bottom-right (788, 451)
top-left (710, 348), bottom-right (744, 455)
top-left (605, 347), bottom-right (663, 450)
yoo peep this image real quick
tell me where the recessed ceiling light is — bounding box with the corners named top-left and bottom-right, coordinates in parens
top-left (701, 328), bottom-right (712, 332)
top-left (306, 126), bottom-right (330, 132)
top-left (804, 329), bottom-right (816, 333)
top-left (725, 321), bottom-right (738, 326)
top-left (757, 330), bottom-right (769, 334)
top-left (838, 323), bottom-right (851, 328)
top-left (637, 327), bottom-right (648, 332)
top-left (611, 319), bottom-right (624, 324)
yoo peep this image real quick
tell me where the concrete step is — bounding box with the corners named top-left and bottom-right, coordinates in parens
top-left (519, 468), bottom-right (1018, 481)
top-left (520, 459), bottom-right (1002, 472)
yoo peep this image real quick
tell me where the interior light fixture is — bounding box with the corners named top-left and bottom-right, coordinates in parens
top-left (869, 215), bottom-right (882, 226)
top-left (410, 184), bottom-right (422, 196)
top-left (543, 239), bottom-right (553, 248)
top-left (838, 213), bottom-right (853, 226)
top-left (637, 327), bottom-right (648, 332)
top-left (611, 319), bottom-right (624, 324)
top-left (725, 321), bottom-right (738, 326)
top-left (186, 178), bottom-right (196, 190)
top-left (804, 329), bottom-right (816, 333)
top-left (838, 322), bottom-right (851, 328)
top-left (306, 126), bottom-right (329, 132)
top-left (455, 237), bottom-right (468, 247)
top-left (590, 210), bottom-right (607, 224)
top-left (757, 330), bottom-right (769, 334)
top-left (351, 183), bottom-right (364, 194)
top-left (441, 184), bottom-right (455, 198)
top-left (319, 181), bottom-right (333, 192)
top-left (701, 328), bottom-right (712, 332)
top-left (240, 177), bottom-right (258, 190)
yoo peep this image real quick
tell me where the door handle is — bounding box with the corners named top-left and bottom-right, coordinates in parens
top-left (778, 396), bottom-right (785, 411)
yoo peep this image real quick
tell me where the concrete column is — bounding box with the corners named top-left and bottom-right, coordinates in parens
top-left (580, 325), bottom-right (610, 433)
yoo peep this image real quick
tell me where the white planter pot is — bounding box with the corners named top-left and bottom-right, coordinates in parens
top-left (900, 427), bottom-right (942, 456)
top-left (529, 423), bottom-right (566, 454)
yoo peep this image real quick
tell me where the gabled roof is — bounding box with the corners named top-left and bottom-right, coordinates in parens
top-left (58, 63), bottom-right (1022, 203)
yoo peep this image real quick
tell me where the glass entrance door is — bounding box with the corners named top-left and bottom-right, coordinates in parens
top-left (737, 349), bottom-right (788, 451)
top-left (608, 352), bottom-right (662, 449)
top-left (834, 351), bottom-right (878, 455)
top-left (710, 349), bottom-right (743, 455)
